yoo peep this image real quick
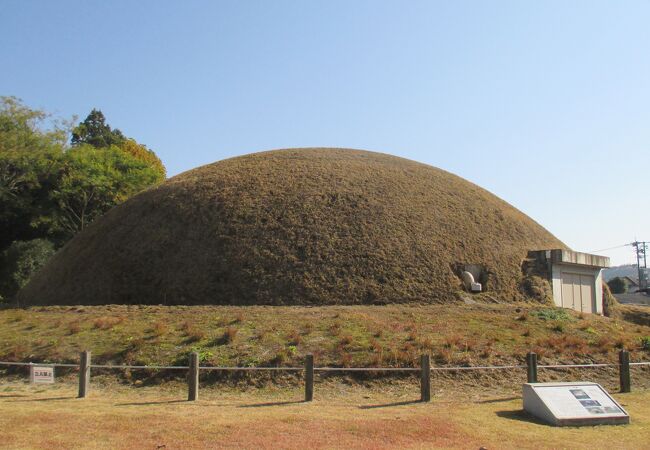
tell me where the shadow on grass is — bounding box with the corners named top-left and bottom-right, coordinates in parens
top-left (0, 394), bottom-right (28, 398)
top-left (358, 400), bottom-right (422, 409)
top-left (238, 400), bottom-right (305, 408)
top-left (496, 409), bottom-right (548, 425)
top-left (12, 396), bottom-right (76, 402)
top-left (116, 399), bottom-right (188, 406)
top-left (476, 396), bottom-right (520, 404)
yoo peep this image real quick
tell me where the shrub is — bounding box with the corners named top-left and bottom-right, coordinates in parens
top-left (0, 239), bottom-right (55, 300)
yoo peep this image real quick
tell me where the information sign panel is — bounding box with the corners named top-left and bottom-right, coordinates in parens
top-left (523, 382), bottom-right (629, 426)
top-left (30, 366), bottom-right (55, 384)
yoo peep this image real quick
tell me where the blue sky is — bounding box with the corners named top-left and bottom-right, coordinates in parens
top-left (2, 1), bottom-right (648, 265)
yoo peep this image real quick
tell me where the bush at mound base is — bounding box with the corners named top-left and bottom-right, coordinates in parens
top-left (18, 148), bottom-right (565, 306)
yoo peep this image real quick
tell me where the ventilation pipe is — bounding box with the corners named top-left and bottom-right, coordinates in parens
top-left (461, 271), bottom-right (482, 293)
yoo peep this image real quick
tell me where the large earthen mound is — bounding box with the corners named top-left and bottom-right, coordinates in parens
top-left (18, 148), bottom-right (565, 306)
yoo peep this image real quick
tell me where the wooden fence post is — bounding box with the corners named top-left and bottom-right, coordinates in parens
top-left (420, 354), bottom-right (431, 402)
top-left (305, 354), bottom-right (314, 402)
top-left (188, 352), bottom-right (199, 401)
top-left (619, 350), bottom-right (631, 393)
top-left (78, 351), bottom-right (91, 398)
top-left (526, 352), bottom-right (538, 383)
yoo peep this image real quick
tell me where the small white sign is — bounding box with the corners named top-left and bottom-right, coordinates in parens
top-left (523, 382), bottom-right (629, 426)
top-left (30, 366), bottom-right (55, 384)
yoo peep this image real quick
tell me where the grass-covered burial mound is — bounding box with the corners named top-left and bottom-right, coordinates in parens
top-left (18, 148), bottom-right (564, 306)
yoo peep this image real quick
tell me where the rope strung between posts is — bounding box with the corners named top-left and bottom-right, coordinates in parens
top-left (0, 361), bottom-right (79, 368)
top-left (1, 360), bottom-right (649, 371)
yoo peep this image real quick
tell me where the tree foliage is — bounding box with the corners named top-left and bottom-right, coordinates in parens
top-left (118, 138), bottom-right (166, 179)
top-left (71, 109), bottom-right (125, 148)
top-left (0, 97), bottom-right (166, 299)
top-left (0, 239), bottom-right (55, 301)
top-left (0, 96), bottom-right (68, 153)
top-left (50, 144), bottom-right (162, 235)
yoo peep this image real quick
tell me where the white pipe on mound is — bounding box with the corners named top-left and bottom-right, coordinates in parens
top-left (461, 271), bottom-right (482, 292)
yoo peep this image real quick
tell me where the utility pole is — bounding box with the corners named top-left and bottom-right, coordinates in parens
top-left (632, 241), bottom-right (648, 291)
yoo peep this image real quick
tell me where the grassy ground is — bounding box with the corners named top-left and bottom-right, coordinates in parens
top-left (0, 304), bottom-right (650, 367)
top-left (1, 380), bottom-right (649, 449)
top-left (1, 304), bottom-right (648, 372)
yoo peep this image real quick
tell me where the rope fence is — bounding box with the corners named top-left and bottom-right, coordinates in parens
top-left (1, 350), bottom-right (648, 403)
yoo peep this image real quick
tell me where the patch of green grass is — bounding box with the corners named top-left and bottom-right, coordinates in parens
top-left (531, 308), bottom-right (574, 322)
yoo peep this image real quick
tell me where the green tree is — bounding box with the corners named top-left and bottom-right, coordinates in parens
top-left (50, 144), bottom-right (162, 236)
top-left (607, 277), bottom-right (627, 294)
top-left (0, 97), bottom-right (166, 299)
top-left (0, 96), bottom-right (68, 153)
top-left (0, 97), bottom-right (67, 250)
top-left (71, 109), bottom-right (125, 148)
top-left (119, 138), bottom-right (166, 179)
top-left (0, 239), bottom-right (55, 301)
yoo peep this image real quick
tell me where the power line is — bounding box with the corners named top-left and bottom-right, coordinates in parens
top-left (589, 243), bottom-right (632, 253)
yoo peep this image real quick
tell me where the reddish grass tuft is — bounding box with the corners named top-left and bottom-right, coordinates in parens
top-left (68, 320), bottom-right (82, 335)
top-left (287, 329), bottom-right (302, 346)
top-left (93, 316), bottom-right (124, 330)
top-left (222, 326), bottom-right (238, 344)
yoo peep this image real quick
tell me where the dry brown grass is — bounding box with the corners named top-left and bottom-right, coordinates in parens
top-left (93, 316), bottom-right (124, 330)
top-left (180, 321), bottom-right (206, 343)
top-left (17, 148), bottom-right (565, 307)
top-left (286, 329), bottom-right (302, 346)
top-left (1, 304), bottom-right (649, 377)
top-left (222, 326), bottom-right (238, 344)
top-left (150, 321), bottom-right (168, 337)
top-left (67, 320), bottom-right (82, 335)
top-left (2, 382), bottom-right (650, 449)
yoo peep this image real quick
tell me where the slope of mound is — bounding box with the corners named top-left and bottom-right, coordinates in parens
top-left (18, 148), bottom-right (564, 306)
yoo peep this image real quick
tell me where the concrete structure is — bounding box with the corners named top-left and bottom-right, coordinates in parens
top-left (523, 382), bottom-right (629, 426)
top-left (528, 249), bottom-right (610, 315)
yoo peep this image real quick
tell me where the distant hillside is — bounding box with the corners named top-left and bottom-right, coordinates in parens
top-left (603, 264), bottom-right (638, 282)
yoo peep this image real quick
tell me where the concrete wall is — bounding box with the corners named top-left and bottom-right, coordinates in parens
top-left (529, 249), bottom-right (608, 315)
top-left (548, 249), bottom-right (610, 268)
top-left (551, 263), bottom-right (604, 315)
